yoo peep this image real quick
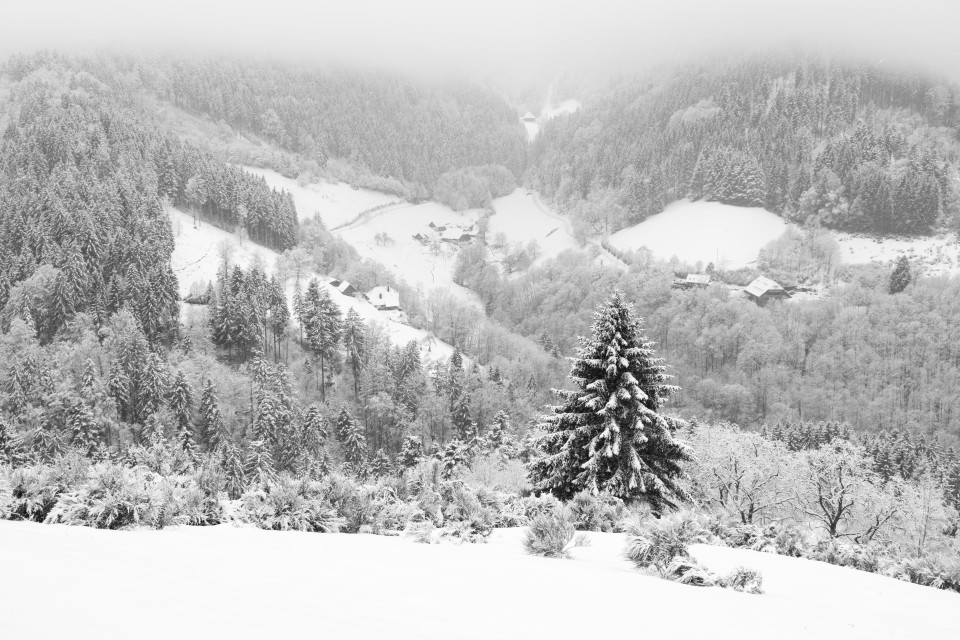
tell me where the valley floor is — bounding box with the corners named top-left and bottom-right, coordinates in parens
top-left (2, 520), bottom-right (956, 639)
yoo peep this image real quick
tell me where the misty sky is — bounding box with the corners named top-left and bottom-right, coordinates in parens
top-left (3, 0), bottom-right (960, 79)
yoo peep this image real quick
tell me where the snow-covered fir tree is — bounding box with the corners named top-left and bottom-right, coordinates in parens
top-left (397, 432), bottom-right (424, 471)
top-left (197, 380), bottom-right (227, 452)
top-left (890, 255), bottom-right (911, 294)
top-left (527, 290), bottom-right (690, 508)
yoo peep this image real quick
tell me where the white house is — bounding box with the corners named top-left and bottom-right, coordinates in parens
top-left (366, 285), bottom-right (401, 311)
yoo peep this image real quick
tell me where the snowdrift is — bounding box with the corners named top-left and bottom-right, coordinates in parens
top-left (1, 521), bottom-right (956, 639)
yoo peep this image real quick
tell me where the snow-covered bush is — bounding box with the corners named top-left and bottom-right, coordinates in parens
top-left (403, 520), bottom-right (435, 544)
top-left (664, 556), bottom-right (716, 586)
top-left (0, 466), bottom-right (12, 519)
top-left (7, 466), bottom-right (64, 522)
top-left (44, 463), bottom-right (154, 529)
top-left (624, 511), bottom-right (714, 571)
top-left (809, 540), bottom-right (887, 574)
top-left (239, 476), bottom-right (342, 533)
top-left (567, 491), bottom-right (626, 532)
top-left (523, 507), bottom-right (588, 559)
top-left (885, 555), bottom-right (960, 592)
top-left (440, 481), bottom-right (495, 540)
top-left (718, 566), bottom-right (765, 594)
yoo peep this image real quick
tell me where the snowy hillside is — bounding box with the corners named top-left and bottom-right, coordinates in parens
top-left (168, 208), bottom-right (460, 362)
top-left (606, 198), bottom-right (960, 275)
top-left (832, 231), bottom-right (960, 276)
top-left (608, 199), bottom-right (788, 269)
top-left (241, 166), bottom-right (402, 228)
top-left (2, 520), bottom-right (957, 639)
top-left (248, 167), bottom-right (483, 308)
top-left (488, 189), bottom-right (578, 267)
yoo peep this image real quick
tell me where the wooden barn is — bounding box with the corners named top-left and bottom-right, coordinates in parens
top-left (328, 279), bottom-right (359, 298)
top-left (744, 276), bottom-right (791, 305)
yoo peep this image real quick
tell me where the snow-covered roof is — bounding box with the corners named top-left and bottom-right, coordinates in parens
top-left (521, 111), bottom-right (537, 122)
top-left (366, 285), bottom-right (400, 309)
top-left (745, 276), bottom-right (788, 298)
top-left (685, 274), bottom-right (711, 285)
top-left (441, 228), bottom-right (474, 242)
top-left (328, 279), bottom-right (358, 296)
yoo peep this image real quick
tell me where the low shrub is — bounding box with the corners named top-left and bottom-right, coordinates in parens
top-left (8, 466), bottom-right (63, 522)
top-left (44, 463), bottom-right (154, 529)
top-left (567, 491), bottom-right (626, 532)
top-left (885, 555), bottom-right (960, 592)
top-left (239, 476), bottom-right (342, 533)
top-left (809, 540), bottom-right (886, 574)
top-left (523, 507), bottom-right (588, 559)
top-left (665, 556), bottom-right (716, 586)
top-left (718, 566), bottom-right (765, 594)
top-left (624, 511), bottom-right (714, 571)
top-left (404, 520), bottom-right (435, 544)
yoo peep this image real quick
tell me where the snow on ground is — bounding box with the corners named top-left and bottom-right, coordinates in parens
top-left (523, 98), bottom-right (581, 141)
top-left (833, 231), bottom-right (960, 276)
top-left (336, 201), bottom-right (485, 308)
top-left (168, 207), bottom-right (458, 362)
top-left (607, 199), bottom-right (788, 269)
top-left (488, 189), bottom-right (578, 266)
top-left (169, 209), bottom-right (274, 296)
top-left (242, 166), bottom-right (402, 228)
top-left (2, 521), bottom-right (956, 639)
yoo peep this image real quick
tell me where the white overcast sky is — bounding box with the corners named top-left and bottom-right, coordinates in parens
top-left (2, 0), bottom-right (959, 79)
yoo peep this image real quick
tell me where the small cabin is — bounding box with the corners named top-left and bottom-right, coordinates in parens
top-left (673, 273), bottom-right (711, 290)
top-left (521, 111), bottom-right (537, 123)
top-left (366, 285), bottom-right (401, 311)
top-left (412, 232), bottom-right (430, 244)
top-left (428, 222), bottom-right (447, 232)
top-left (744, 276), bottom-right (791, 305)
top-left (328, 279), bottom-right (359, 298)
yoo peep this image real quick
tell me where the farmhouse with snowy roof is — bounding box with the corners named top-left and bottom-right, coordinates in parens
top-left (366, 285), bottom-right (400, 311)
top-left (441, 227), bottom-right (476, 244)
top-left (744, 276), bottom-right (791, 305)
top-left (328, 279), bottom-right (359, 297)
top-left (673, 273), bottom-right (711, 290)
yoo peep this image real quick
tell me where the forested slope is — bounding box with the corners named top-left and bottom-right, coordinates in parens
top-left (530, 54), bottom-right (960, 238)
top-left (79, 55), bottom-right (529, 194)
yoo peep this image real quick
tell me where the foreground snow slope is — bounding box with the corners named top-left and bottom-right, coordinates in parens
top-left (2, 521), bottom-right (955, 639)
top-left (168, 208), bottom-right (459, 362)
top-left (608, 199), bottom-right (788, 269)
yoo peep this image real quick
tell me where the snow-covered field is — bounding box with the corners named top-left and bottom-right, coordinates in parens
top-left (488, 189), bottom-right (578, 266)
top-left (2, 520), bottom-right (956, 639)
top-left (833, 231), bottom-right (960, 276)
top-left (242, 166), bottom-right (402, 228)
top-left (336, 201), bottom-right (485, 308)
top-left (168, 208), bottom-right (460, 362)
top-left (607, 199), bottom-right (788, 269)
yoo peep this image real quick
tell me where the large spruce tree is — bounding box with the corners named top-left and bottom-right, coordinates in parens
top-left (528, 290), bottom-right (690, 508)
